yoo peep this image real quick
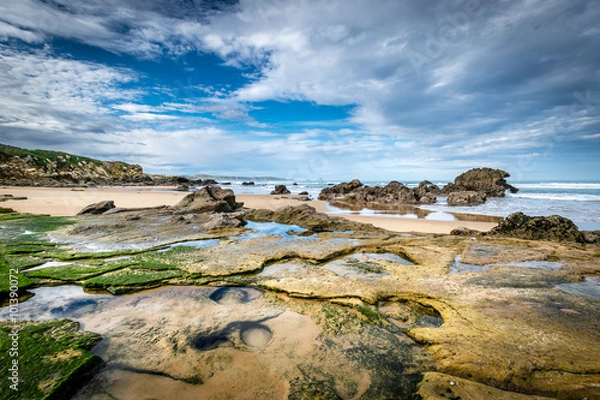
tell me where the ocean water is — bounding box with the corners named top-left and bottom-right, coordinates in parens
top-left (218, 180), bottom-right (600, 231)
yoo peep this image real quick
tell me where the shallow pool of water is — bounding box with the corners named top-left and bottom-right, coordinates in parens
top-left (557, 278), bottom-right (600, 300)
top-left (235, 221), bottom-right (317, 241)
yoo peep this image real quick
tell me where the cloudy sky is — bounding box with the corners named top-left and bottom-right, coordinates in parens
top-left (0, 0), bottom-right (599, 181)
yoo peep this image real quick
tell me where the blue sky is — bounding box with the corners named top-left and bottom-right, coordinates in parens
top-left (0, 0), bottom-right (599, 182)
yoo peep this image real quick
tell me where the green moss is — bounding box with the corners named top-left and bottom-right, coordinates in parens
top-left (3, 255), bottom-right (44, 270)
top-left (0, 258), bottom-right (34, 296)
top-left (0, 319), bottom-right (103, 400)
top-left (83, 268), bottom-right (183, 289)
top-left (355, 304), bottom-right (386, 325)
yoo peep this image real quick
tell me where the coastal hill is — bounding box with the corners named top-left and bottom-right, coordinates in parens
top-left (0, 143), bottom-right (146, 186)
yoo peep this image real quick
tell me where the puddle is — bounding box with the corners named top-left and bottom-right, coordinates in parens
top-left (364, 252), bottom-right (414, 265)
top-left (26, 260), bottom-right (74, 271)
top-left (321, 253), bottom-right (411, 278)
top-left (557, 278), bottom-right (600, 300)
top-left (379, 300), bottom-right (444, 329)
top-left (450, 255), bottom-right (488, 274)
top-left (209, 287), bottom-right (263, 305)
top-left (2, 285), bottom-right (434, 399)
top-left (236, 221), bottom-right (317, 241)
top-left (489, 261), bottom-right (563, 270)
top-left (158, 239), bottom-right (220, 252)
top-left (0, 285), bottom-right (110, 320)
top-left (451, 256), bottom-right (563, 274)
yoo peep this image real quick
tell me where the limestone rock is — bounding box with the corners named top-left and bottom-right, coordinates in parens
top-left (77, 200), bottom-right (116, 215)
top-left (172, 186), bottom-right (243, 214)
top-left (176, 184), bottom-right (190, 192)
top-left (489, 212), bottom-right (584, 243)
top-left (270, 185), bottom-right (291, 195)
top-left (443, 168), bottom-right (518, 197)
top-left (447, 191), bottom-right (487, 206)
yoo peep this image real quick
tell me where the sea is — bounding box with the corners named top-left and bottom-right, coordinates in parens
top-left (221, 179), bottom-right (600, 231)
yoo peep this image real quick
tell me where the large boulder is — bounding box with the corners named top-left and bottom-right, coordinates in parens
top-left (270, 185), bottom-right (291, 195)
top-left (489, 212), bottom-right (584, 243)
top-left (443, 168), bottom-right (518, 197)
top-left (172, 186), bottom-right (243, 214)
top-left (77, 200), bottom-right (115, 215)
top-left (447, 191), bottom-right (487, 206)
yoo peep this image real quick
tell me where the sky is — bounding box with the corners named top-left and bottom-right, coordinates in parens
top-left (0, 0), bottom-right (599, 182)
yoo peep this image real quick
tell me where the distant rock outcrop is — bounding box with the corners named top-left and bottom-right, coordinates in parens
top-left (318, 179), bottom-right (439, 209)
top-left (443, 168), bottom-right (518, 197)
top-left (488, 212), bottom-right (584, 243)
top-left (270, 185), bottom-right (291, 195)
top-left (172, 186), bottom-right (243, 214)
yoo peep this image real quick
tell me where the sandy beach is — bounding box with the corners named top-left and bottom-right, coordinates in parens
top-left (0, 187), bottom-right (498, 234)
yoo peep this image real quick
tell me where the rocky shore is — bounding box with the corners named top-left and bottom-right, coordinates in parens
top-left (1, 186), bottom-right (599, 399)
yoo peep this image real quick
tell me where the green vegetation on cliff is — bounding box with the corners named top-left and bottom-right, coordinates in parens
top-left (0, 143), bottom-right (127, 168)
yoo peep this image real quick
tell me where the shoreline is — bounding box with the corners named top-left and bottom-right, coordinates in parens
top-left (0, 186), bottom-right (499, 234)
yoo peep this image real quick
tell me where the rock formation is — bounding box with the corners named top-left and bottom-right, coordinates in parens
top-left (172, 186), bottom-right (243, 215)
top-left (318, 179), bottom-right (439, 209)
top-left (270, 185), bottom-right (291, 195)
top-left (489, 212), bottom-right (584, 243)
top-left (443, 168), bottom-right (518, 197)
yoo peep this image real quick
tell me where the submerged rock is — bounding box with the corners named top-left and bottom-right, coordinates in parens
top-left (443, 167), bottom-right (518, 197)
top-left (489, 212), bottom-right (584, 243)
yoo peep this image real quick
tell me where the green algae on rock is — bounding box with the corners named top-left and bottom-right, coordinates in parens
top-left (0, 320), bottom-right (102, 400)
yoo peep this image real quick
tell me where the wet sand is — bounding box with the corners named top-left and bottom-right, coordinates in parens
top-left (0, 187), bottom-right (498, 234)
